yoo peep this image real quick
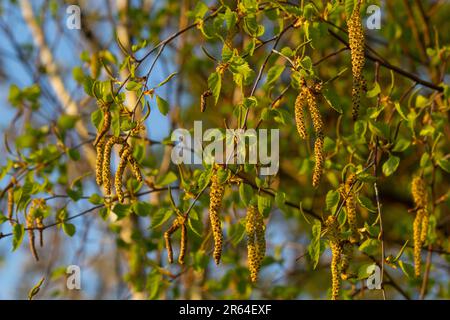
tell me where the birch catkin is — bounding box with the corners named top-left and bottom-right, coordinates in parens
top-left (26, 208), bottom-right (39, 262)
top-left (246, 204), bottom-right (266, 282)
top-left (294, 87), bottom-right (307, 139)
top-left (343, 173), bottom-right (358, 243)
top-left (115, 146), bottom-right (131, 203)
top-left (325, 215), bottom-right (341, 300)
top-left (164, 218), bottom-right (181, 264)
top-left (102, 136), bottom-right (123, 196)
top-left (347, 0), bottom-right (365, 120)
top-left (7, 187), bottom-right (14, 223)
top-left (95, 136), bottom-right (106, 186)
top-left (178, 223), bottom-right (187, 265)
top-left (93, 105), bottom-right (111, 146)
top-left (209, 165), bottom-right (225, 265)
top-left (411, 176), bottom-right (428, 277)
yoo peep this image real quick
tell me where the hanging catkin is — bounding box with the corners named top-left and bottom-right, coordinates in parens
top-left (411, 176), bottom-right (428, 277)
top-left (102, 136), bottom-right (124, 196)
top-left (209, 165), bottom-right (225, 265)
top-left (178, 222), bottom-right (187, 265)
top-left (95, 136), bottom-right (106, 186)
top-left (7, 187), bottom-right (14, 223)
top-left (115, 146), bottom-right (131, 203)
top-left (164, 218), bottom-right (181, 264)
top-left (305, 87), bottom-right (325, 187)
top-left (93, 105), bottom-right (111, 146)
top-left (340, 241), bottom-right (353, 280)
top-left (325, 215), bottom-right (342, 300)
top-left (246, 204), bottom-right (266, 282)
top-left (127, 153), bottom-right (143, 183)
top-left (294, 87), bottom-right (307, 139)
top-left (347, 0), bottom-right (365, 120)
top-left (26, 207), bottom-right (39, 262)
top-left (312, 132), bottom-right (324, 188)
top-left (36, 216), bottom-right (44, 248)
top-left (343, 173), bottom-right (358, 243)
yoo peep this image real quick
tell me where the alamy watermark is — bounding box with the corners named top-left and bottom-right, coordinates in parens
top-left (171, 121), bottom-right (279, 176)
top-left (66, 265), bottom-right (81, 290)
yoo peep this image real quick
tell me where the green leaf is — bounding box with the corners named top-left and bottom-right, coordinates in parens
top-left (275, 191), bottom-right (286, 210)
top-left (156, 171), bottom-right (178, 186)
top-left (368, 120), bottom-right (389, 139)
top-left (398, 260), bottom-right (415, 279)
top-left (382, 155), bottom-right (400, 176)
top-left (394, 102), bottom-right (408, 120)
top-left (366, 82), bottom-right (381, 98)
top-left (224, 7), bottom-right (237, 30)
top-left (357, 263), bottom-right (376, 280)
top-left (392, 138), bottom-right (411, 152)
top-left (147, 270), bottom-right (162, 300)
top-left (322, 88), bottom-right (343, 114)
top-left (257, 195), bottom-right (272, 217)
top-left (151, 208), bottom-right (173, 229)
top-left (91, 109), bottom-right (103, 130)
top-left (239, 183), bottom-right (253, 207)
top-left (208, 72), bottom-right (221, 105)
top-left (357, 195), bottom-right (377, 213)
top-left (155, 72), bottom-right (177, 88)
top-left (308, 220), bottom-right (322, 269)
top-left (133, 201), bottom-right (152, 217)
top-left (88, 193), bottom-right (103, 205)
top-left (266, 65), bottom-right (285, 86)
top-left (156, 95), bottom-right (169, 116)
top-left (57, 115), bottom-right (79, 131)
top-left (125, 81), bottom-right (142, 91)
top-left (437, 159), bottom-right (450, 173)
top-left (358, 239), bottom-right (380, 255)
top-left (345, 0), bottom-right (355, 19)
top-left (12, 223), bottom-right (25, 251)
top-left (325, 190), bottom-right (340, 212)
top-left (112, 203), bottom-right (131, 220)
top-left (62, 223), bottom-right (76, 237)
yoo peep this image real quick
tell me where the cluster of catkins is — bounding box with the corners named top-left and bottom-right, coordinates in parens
top-left (204, 165), bottom-right (267, 282)
top-left (164, 214), bottom-right (187, 265)
top-left (324, 215), bottom-right (353, 300)
top-left (411, 176), bottom-right (429, 277)
top-left (246, 204), bottom-right (266, 282)
top-left (347, 0), bottom-right (366, 120)
top-left (294, 78), bottom-right (324, 187)
top-left (94, 103), bottom-right (142, 202)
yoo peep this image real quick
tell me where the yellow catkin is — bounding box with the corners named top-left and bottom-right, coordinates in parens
top-left (7, 187), bottom-right (14, 223)
top-left (93, 106), bottom-right (111, 146)
top-left (127, 154), bottom-right (143, 183)
top-left (95, 136), bottom-right (106, 186)
top-left (164, 219), bottom-right (180, 264)
top-left (102, 136), bottom-right (123, 196)
top-left (411, 176), bottom-right (428, 277)
top-left (306, 88), bottom-right (323, 134)
top-left (26, 209), bottom-right (39, 262)
top-left (312, 132), bottom-right (324, 188)
top-left (294, 88), bottom-right (308, 139)
top-left (325, 215), bottom-right (342, 300)
top-left (413, 211), bottom-right (423, 278)
top-left (115, 146), bottom-right (131, 203)
top-left (246, 205), bottom-right (266, 282)
top-left (344, 173), bottom-right (358, 243)
top-left (347, 0), bottom-right (365, 120)
top-left (209, 165), bottom-right (225, 265)
top-left (178, 223), bottom-right (187, 265)
top-left (36, 216), bottom-right (44, 248)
